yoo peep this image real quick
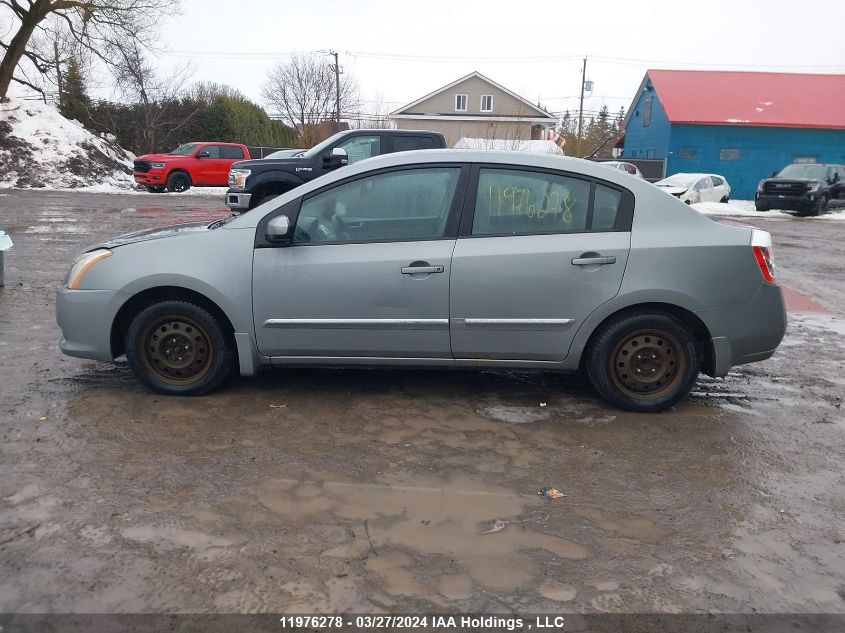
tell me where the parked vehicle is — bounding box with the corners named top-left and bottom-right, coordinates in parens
top-left (57, 151), bottom-right (786, 412)
top-left (755, 164), bottom-right (845, 215)
top-left (133, 142), bottom-right (251, 193)
top-left (654, 173), bottom-right (731, 204)
top-left (263, 149), bottom-right (303, 159)
top-left (225, 129), bottom-right (447, 211)
top-left (601, 161), bottom-right (644, 179)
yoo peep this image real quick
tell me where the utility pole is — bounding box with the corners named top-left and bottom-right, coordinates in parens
top-left (577, 56), bottom-right (587, 157)
top-left (330, 50), bottom-right (341, 125)
top-left (54, 39), bottom-right (63, 110)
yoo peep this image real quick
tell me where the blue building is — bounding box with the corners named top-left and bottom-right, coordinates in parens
top-left (620, 70), bottom-right (845, 198)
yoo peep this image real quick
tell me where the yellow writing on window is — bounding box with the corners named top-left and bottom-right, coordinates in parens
top-left (485, 184), bottom-right (578, 224)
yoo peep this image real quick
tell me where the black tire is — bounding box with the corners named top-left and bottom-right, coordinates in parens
top-left (249, 193), bottom-right (279, 210)
top-left (815, 194), bottom-right (828, 216)
top-left (166, 171), bottom-right (191, 193)
top-left (755, 202), bottom-right (769, 212)
top-left (720, 195), bottom-right (729, 203)
top-left (586, 311), bottom-right (700, 413)
top-left (125, 300), bottom-right (235, 395)
top-left (145, 185), bottom-right (166, 193)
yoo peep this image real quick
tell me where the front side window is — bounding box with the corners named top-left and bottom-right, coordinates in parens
top-left (200, 145), bottom-right (221, 158)
top-left (455, 94), bottom-right (468, 111)
top-left (472, 168), bottom-right (590, 236)
top-left (220, 145), bottom-right (245, 159)
top-left (294, 168), bottom-right (460, 244)
top-left (336, 135), bottom-right (381, 164)
top-left (480, 94), bottom-right (493, 112)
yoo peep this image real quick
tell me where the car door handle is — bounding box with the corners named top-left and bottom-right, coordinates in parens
top-left (401, 265), bottom-right (444, 274)
top-left (571, 256), bottom-right (616, 266)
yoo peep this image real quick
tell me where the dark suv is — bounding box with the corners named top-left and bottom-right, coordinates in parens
top-left (226, 129), bottom-right (446, 211)
top-left (755, 163), bottom-right (845, 215)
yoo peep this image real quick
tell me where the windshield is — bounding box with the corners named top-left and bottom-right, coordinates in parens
top-left (656, 174), bottom-right (699, 188)
top-left (777, 164), bottom-right (827, 179)
top-left (167, 143), bottom-right (200, 156)
top-left (265, 149), bottom-right (303, 159)
top-left (302, 131), bottom-right (348, 158)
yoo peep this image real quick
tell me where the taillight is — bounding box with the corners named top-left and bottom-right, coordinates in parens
top-left (751, 228), bottom-right (776, 284)
top-left (753, 245), bottom-right (776, 284)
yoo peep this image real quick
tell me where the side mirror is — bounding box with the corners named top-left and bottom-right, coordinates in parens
top-left (197, 150), bottom-right (211, 158)
top-left (323, 147), bottom-right (348, 170)
top-left (772, 171), bottom-right (778, 177)
top-left (831, 172), bottom-right (840, 183)
top-left (266, 215), bottom-right (291, 243)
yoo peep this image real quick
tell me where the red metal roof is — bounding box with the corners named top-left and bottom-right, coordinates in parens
top-left (647, 69), bottom-right (845, 129)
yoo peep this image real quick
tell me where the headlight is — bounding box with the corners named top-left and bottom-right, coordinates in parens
top-left (806, 182), bottom-right (820, 192)
top-left (150, 162), bottom-right (166, 169)
top-left (757, 180), bottom-right (765, 192)
top-left (229, 168), bottom-right (251, 188)
top-left (66, 249), bottom-right (112, 289)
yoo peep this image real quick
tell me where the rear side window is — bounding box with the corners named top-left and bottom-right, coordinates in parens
top-left (592, 185), bottom-right (623, 231)
top-left (220, 145), bottom-right (245, 159)
top-left (393, 136), bottom-right (438, 152)
top-left (472, 168), bottom-right (590, 236)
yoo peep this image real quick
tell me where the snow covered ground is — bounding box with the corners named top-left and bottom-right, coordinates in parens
top-left (693, 199), bottom-right (845, 221)
top-left (0, 98), bottom-right (135, 190)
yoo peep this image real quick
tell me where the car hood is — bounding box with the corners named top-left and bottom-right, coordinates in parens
top-left (97, 222), bottom-right (209, 250)
top-left (656, 185), bottom-right (688, 195)
top-left (764, 178), bottom-right (819, 185)
top-left (231, 157), bottom-right (312, 170)
top-left (135, 153), bottom-right (182, 162)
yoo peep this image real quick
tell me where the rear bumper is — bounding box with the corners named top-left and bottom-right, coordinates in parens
top-left (696, 282), bottom-right (787, 377)
top-left (56, 288), bottom-right (127, 361)
top-left (755, 193), bottom-right (816, 211)
top-left (225, 190), bottom-right (252, 210)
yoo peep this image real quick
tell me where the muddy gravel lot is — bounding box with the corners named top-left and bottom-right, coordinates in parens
top-left (0, 190), bottom-right (844, 622)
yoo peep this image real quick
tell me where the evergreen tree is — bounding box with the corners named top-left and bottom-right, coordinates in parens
top-left (59, 57), bottom-right (93, 129)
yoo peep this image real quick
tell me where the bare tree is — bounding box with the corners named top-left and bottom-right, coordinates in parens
top-left (110, 40), bottom-right (195, 153)
top-left (0, 0), bottom-right (179, 100)
top-left (347, 93), bottom-right (395, 130)
top-left (261, 53), bottom-right (359, 147)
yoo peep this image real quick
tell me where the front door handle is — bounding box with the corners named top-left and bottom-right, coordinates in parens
top-left (571, 255), bottom-right (616, 266)
top-left (401, 265), bottom-right (444, 275)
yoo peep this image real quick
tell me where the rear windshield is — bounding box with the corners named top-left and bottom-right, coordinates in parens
top-left (777, 164), bottom-right (827, 179)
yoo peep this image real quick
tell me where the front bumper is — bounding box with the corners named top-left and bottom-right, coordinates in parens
top-left (755, 193), bottom-right (816, 211)
top-left (134, 171), bottom-right (166, 186)
top-left (696, 282), bottom-right (787, 377)
top-left (225, 190), bottom-right (252, 210)
top-left (56, 288), bottom-right (127, 361)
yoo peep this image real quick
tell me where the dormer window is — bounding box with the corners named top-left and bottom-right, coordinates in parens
top-left (480, 94), bottom-right (493, 112)
top-left (455, 94), bottom-right (467, 111)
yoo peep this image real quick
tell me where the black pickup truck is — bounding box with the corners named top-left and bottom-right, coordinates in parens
top-left (225, 129), bottom-right (447, 211)
top-left (755, 163), bottom-right (845, 215)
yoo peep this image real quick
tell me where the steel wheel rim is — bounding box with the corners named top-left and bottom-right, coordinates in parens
top-left (610, 329), bottom-right (686, 401)
top-left (139, 315), bottom-right (213, 385)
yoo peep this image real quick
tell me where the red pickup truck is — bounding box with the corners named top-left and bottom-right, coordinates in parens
top-left (133, 142), bottom-right (251, 193)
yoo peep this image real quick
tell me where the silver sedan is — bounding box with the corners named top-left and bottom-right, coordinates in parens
top-left (56, 150), bottom-right (786, 412)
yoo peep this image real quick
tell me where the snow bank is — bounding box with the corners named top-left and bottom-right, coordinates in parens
top-left (454, 138), bottom-right (565, 155)
top-left (693, 199), bottom-right (845, 221)
top-left (0, 98), bottom-right (134, 190)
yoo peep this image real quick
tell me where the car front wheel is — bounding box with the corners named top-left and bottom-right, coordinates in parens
top-left (586, 312), bottom-right (700, 412)
top-left (125, 300), bottom-right (235, 395)
top-left (166, 171), bottom-right (191, 193)
top-left (815, 194), bottom-right (828, 216)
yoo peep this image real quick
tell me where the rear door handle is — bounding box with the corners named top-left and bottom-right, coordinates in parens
top-left (571, 256), bottom-right (616, 266)
top-left (401, 265), bottom-right (444, 274)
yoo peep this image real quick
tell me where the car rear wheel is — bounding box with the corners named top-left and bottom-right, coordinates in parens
top-left (125, 300), bottom-right (235, 395)
top-left (586, 312), bottom-right (700, 412)
top-left (166, 171), bottom-right (191, 193)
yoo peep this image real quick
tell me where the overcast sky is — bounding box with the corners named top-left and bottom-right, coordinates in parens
top-left (50, 0), bottom-right (845, 117)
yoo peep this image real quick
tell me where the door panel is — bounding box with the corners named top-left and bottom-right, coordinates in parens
top-left (449, 232), bottom-right (630, 361)
top-left (253, 241), bottom-right (454, 358)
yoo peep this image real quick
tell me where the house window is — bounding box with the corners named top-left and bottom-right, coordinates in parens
top-left (719, 148), bottom-right (741, 160)
top-left (793, 155), bottom-right (817, 164)
top-left (642, 96), bottom-right (653, 127)
top-left (455, 94), bottom-right (467, 111)
top-left (679, 147), bottom-right (697, 159)
top-left (480, 94), bottom-right (493, 112)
